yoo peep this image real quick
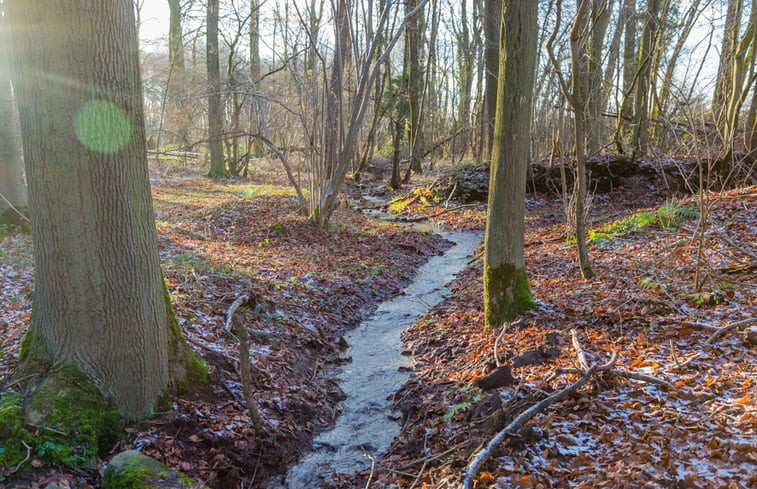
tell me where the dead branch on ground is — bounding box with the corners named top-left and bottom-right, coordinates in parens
top-left (705, 317), bottom-right (757, 344)
top-left (226, 294), bottom-right (264, 434)
top-left (463, 328), bottom-right (677, 489)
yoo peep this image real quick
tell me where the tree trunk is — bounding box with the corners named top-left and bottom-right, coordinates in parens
top-left (483, 0), bottom-right (537, 328)
top-left (249, 0), bottom-right (264, 160)
top-left (483, 0), bottom-right (501, 160)
top-left (713, 0), bottom-right (743, 122)
top-left (616, 0), bottom-right (636, 150)
top-left (0, 11), bottom-right (27, 221)
top-left (405, 0), bottom-right (424, 177)
top-left (168, 0), bottom-right (184, 71)
top-left (207, 0), bottom-right (226, 177)
top-left (631, 0), bottom-right (660, 157)
top-left (7, 0), bottom-right (200, 422)
top-left (453, 0), bottom-right (474, 158)
top-left (166, 0), bottom-right (188, 148)
top-left (586, 0), bottom-right (611, 155)
top-left (571, 0), bottom-right (595, 279)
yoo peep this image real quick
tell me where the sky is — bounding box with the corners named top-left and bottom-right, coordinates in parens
top-left (138, 1), bottom-right (170, 44)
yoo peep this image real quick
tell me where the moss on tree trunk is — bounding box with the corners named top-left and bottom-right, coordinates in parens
top-left (0, 366), bottom-right (123, 474)
top-left (484, 263), bottom-right (533, 327)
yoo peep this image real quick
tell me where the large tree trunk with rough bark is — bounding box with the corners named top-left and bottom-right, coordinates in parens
top-left (7, 0), bottom-right (200, 422)
top-left (483, 0), bottom-right (537, 328)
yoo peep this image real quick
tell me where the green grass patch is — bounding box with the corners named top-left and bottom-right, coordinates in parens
top-left (589, 201), bottom-right (699, 246)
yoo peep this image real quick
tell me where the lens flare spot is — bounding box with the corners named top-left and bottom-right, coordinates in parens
top-left (74, 100), bottom-right (131, 153)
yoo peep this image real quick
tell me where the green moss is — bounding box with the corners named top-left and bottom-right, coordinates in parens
top-left (269, 222), bottom-right (288, 234)
top-left (0, 391), bottom-right (28, 470)
top-left (103, 450), bottom-right (206, 489)
top-left (16, 306), bottom-right (52, 379)
top-left (26, 365), bottom-right (123, 459)
top-left (103, 466), bottom-right (152, 489)
top-left (589, 201), bottom-right (699, 246)
top-left (162, 279), bottom-right (209, 394)
top-left (0, 207), bottom-right (30, 233)
top-left (0, 366), bottom-right (123, 475)
top-left (484, 263), bottom-right (533, 328)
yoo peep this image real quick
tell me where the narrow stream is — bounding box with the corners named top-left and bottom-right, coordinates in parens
top-left (283, 230), bottom-right (481, 488)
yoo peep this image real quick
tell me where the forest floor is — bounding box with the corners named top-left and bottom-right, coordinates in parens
top-left (0, 160), bottom-right (755, 489)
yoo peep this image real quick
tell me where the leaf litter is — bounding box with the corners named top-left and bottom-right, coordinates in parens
top-left (0, 171), bottom-right (754, 489)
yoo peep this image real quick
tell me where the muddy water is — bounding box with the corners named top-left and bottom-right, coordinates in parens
top-left (283, 230), bottom-right (481, 488)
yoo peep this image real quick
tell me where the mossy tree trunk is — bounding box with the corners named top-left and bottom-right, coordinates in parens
top-left (7, 0), bottom-right (200, 422)
top-left (0, 9), bottom-right (26, 220)
top-left (483, 0), bottom-right (537, 329)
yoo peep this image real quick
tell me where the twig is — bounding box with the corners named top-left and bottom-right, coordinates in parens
top-left (463, 336), bottom-right (618, 489)
top-left (397, 440), bottom-right (472, 470)
top-left (631, 296), bottom-right (685, 316)
top-left (706, 317), bottom-right (757, 344)
top-left (226, 295), bottom-right (263, 434)
top-left (0, 191), bottom-right (31, 224)
top-left (570, 329), bottom-right (589, 370)
top-left (10, 441), bottom-right (31, 473)
top-left (493, 322), bottom-right (510, 367)
top-left (462, 365), bottom-right (600, 489)
top-left (553, 367), bottom-right (676, 390)
top-left (684, 322), bottom-right (721, 332)
top-left (444, 183), bottom-right (458, 208)
top-left (720, 261), bottom-right (757, 274)
top-left (363, 453), bottom-right (375, 489)
top-left (225, 294), bottom-right (249, 332)
top-left (666, 352), bottom-right (703, 371)
top-left (714, 230), bottom-right (757, 261)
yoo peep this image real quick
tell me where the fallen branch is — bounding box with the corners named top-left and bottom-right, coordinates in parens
top-left (705, 317), bottom-right (757, 344)
top-left (462, 365), bottom-right (600, 489)
top-left (631, 296), bottom-right (685, 316)
top-left (720, 261), bottom-right (757, 274)
top-left (225, 294), bottom-right (249, 332)
top-left (666, 352), bottom-right (703, 371)
top-left (553, 367), bottom-right (676, 390)
top-left (463, 334), bottom-right (617, 489)
top-left (493, 321), bottom-right (512, 367)
top-left (571, 328), bottom-right (589, 370)
top-left (226, 294), bottom-right (263, 434)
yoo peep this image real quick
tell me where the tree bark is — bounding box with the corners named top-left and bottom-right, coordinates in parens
top-left (617, 0), bottom-right (636, 149)
top-left (713, 0), bottom-right (743, 122)
top-left (207, 0), bottom-right (226, 177)
top-left (571, 0), bottom-right (595, 279)
top-left (166, 0), bottom-right (188, 147)
top-left (631, 0), bottom-right (660, 157)
top-left (482, 0), bottom-right (500, 160)
top-left (249, 0), bottom-right (264, 159)
top-left (483, 0), bottom-right (537, 328)
top-left (586, 0), bottom-right (611, 155)
top-left (7, 0), bottom-right (199, 421)
top-left (405, 0), bottom-right (424, 177)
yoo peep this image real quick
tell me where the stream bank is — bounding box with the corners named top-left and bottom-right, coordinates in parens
top-left (281, 230), bottom-right (481, 488)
